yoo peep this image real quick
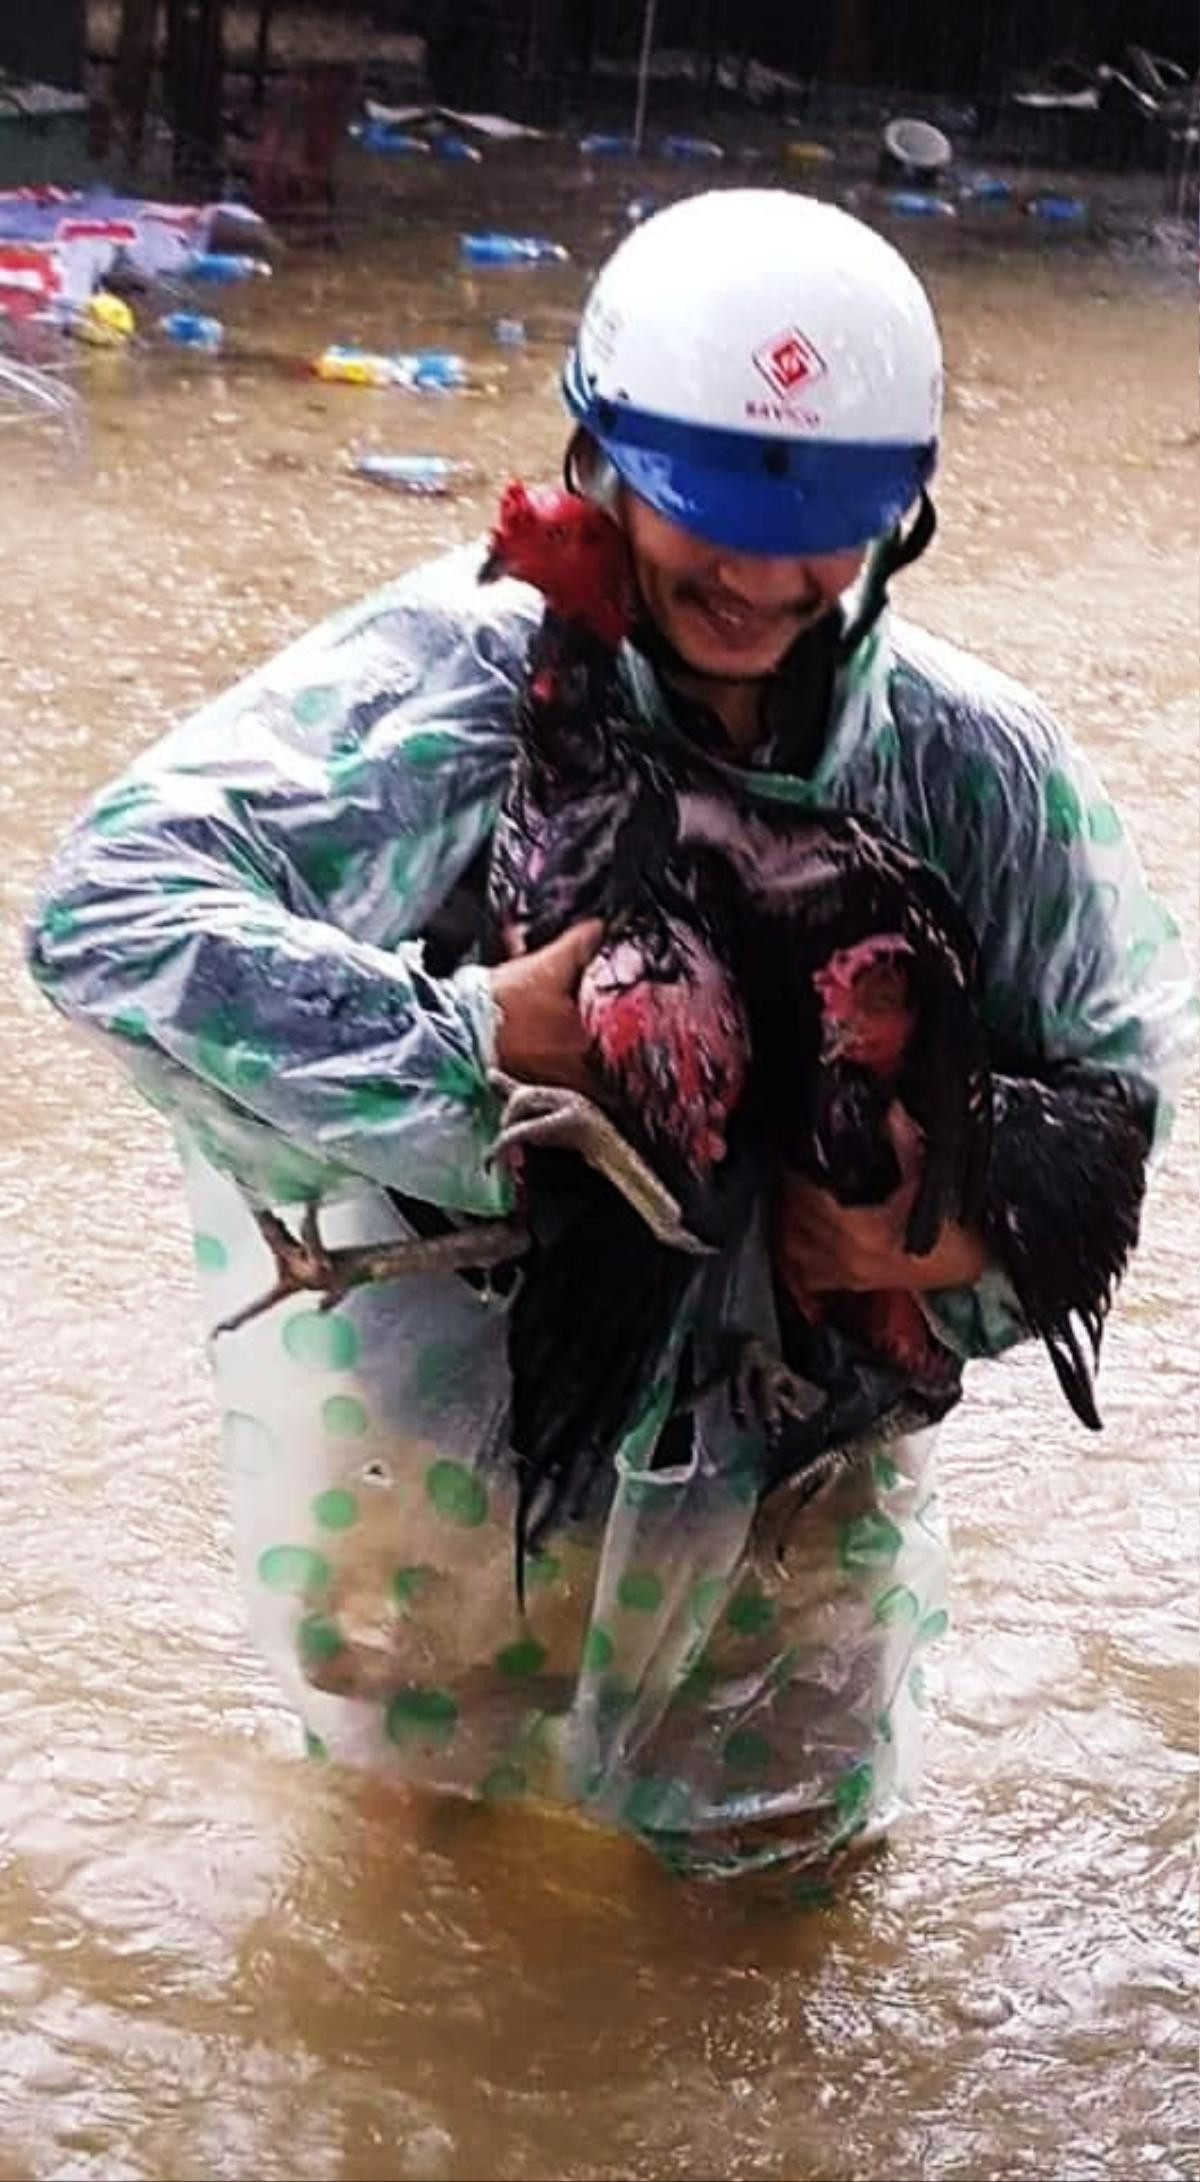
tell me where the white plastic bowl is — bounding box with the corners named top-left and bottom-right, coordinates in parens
top-left (883, 117), bottom-right (953, 175)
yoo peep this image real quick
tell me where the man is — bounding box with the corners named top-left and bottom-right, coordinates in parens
top-left (26, 193), bottom-right (1193, 1888)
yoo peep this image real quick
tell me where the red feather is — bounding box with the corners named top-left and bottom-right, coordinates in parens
top-left (485, 481), bottom-right (634, 650)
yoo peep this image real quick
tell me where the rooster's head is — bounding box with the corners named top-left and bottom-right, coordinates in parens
top-left (480, 480), bottom-right (634, 650)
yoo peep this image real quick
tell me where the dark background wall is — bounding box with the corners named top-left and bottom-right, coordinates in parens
top-left (2, 0), bottom-right (1194, 119)
top-left (0, 0), bottom-right (88, 88)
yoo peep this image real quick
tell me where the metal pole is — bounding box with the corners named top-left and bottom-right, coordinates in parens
top-left (631, 0), bottom-right (658, 155)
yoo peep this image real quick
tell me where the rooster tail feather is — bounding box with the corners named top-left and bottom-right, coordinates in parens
top-left (1038, 1314), bottom-right (1103, 1431)
top-left (983, 1066), bottom-right (1150, 1429)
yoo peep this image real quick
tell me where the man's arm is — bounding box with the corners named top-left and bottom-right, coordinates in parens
top-left (26, 553), bottom-right (549, 1215)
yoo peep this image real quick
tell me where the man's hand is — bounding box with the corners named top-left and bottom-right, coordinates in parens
top-left (489, 920), bottom-right (605, 1095)
top-left (774, 1109), bottom-right (988, 1300)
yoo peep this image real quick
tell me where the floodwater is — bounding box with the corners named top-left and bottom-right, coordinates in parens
top-left (2, 149), bottom-right (1197, 2181)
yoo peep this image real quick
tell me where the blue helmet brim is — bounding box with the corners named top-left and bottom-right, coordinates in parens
top-left (563, 354), bottom-right (936, 555)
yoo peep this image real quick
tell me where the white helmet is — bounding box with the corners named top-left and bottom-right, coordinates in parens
top-left (563, 189), bottom-right (942, 555)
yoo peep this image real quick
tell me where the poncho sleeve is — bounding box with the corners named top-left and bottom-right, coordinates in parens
top-left (25, 547), bottom-right (538, 1215)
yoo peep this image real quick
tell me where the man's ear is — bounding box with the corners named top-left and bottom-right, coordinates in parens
top-left (564, 428), bottom-right (623, 517)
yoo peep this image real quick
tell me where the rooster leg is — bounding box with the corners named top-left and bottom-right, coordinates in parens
top-left (674, 1332), bottom-right (825, 1439)
top-left (728, 1335), bottom-right (826, 1440)
top-left (212, 1205), bottom-right (528, 1338)
top-left (486, 1080), bottom-right (713, 1255)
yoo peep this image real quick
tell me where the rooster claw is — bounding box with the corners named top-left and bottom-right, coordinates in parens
top-left (486, 1078), bottom-right (712, 1255)
top-left (211, 1203), bottom-right (528, 1338)
top-left (723, 1332), bottom-right (825, 1441)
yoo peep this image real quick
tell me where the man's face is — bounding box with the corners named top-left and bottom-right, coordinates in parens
top-left (622, 493), bottom-right (867, 680)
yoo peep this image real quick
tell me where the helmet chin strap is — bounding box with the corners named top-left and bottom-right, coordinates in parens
top-left (837, 491), bottom-right (937, 661)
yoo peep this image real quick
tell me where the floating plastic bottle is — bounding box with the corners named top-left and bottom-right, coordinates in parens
top-left (660, 134), bottom-right (724, 161)
top-left (785, 139), bottom-right (836, 168)
top-left (459, 232), bottom-right (568, 266)
top-left (493, 317), bottom-right (527, 346)
top-left (159, 309), bottom-right (224, 351)
top-left (959, 173), bottom-right (1013, 204)
top-left (183, 250), bottom-right (272, 283)
top-left (883, 190), bottom-right (958, 219)
top-left (579, 133), bottom-right (634, 157)
top-left (431, 133), bottom-right (481, 162)
top-left (350, 120), bottom-right (430, 155)
top-left (1027, 194), bottom-right (1087, 224)
top-left (312, 345), bottom-right (469, 391)
top-left (351, 452), bottom-right (473, 495)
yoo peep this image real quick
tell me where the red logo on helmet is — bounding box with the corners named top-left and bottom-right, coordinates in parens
top-left (753, 327), bottom-right (827, 400)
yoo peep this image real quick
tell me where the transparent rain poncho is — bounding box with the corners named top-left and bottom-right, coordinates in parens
top-left (27, 544), bottom-right (1196, 1886)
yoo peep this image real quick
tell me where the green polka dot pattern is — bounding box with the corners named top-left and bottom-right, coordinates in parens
top-left (391, 1564), bottom-right (436, 1608)
top-left (616, 1569), bottom-right (664, 1613)
top-left (292, 684), bottom-right (336, 726)
top-left (496, 1636), bottom-right (547, 1677)
top-left (257, 1544), bottom-right (331, 1596)
top-left (91, 780), bottom-right (152, 836)
top-left (622, 1776), bottom-right (691, 1834)
top-left (1043, 768), bottom-right (1084, 843)
top-left (384, 1686), bottom-right (459, 1745)
top-left (690, 1574), bottom-right (728, 1625)
top-left (838, 1512), bottom-right (903, 1573)
top-left (1087, 800), bottom-right (1123, 846)
top-left (958, 754), bottom-right (1001, 811)
top-left (834, 1760), bottom-right (874, 1828)
top-left (312, 1487), bottom-right (359, 1531)
top-left (221, 1410), bottom-right (278, 1479)
top-left (298, 1614), bottom-right (344, 1663)
top-left (480, 1762), bottom-right (528, 1802)
top-left (283, 1311), bottom-right (359, 1371)
top-left (424, 1459), bottom-right (487, 1527)
top-left (725, 1583), bottom-right (777, 1637)
top-left (582, 1625), bottom-right (615, 1673)
top-left (873, 1583), bottom-right (920, 1626)
top-left (723, 1729), bottom-right (774, 1778)
top-left (415, 1342), bottom-right (475, 1406)
top-left (321, 1394), bottom-right (369, 1437)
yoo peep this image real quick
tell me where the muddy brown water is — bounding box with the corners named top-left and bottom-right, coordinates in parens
top-left (1, 152), bottom-right (1197, 2181)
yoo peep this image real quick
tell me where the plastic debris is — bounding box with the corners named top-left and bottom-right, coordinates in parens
top-left (579, 133), bottom-right (634, 156)
top-left (883, 191), bottom-right (958, 219)
top-left (0, 240), bottom-right (65, 320)
top-left (183, 250), bottom-right (272, 283)
top-left (362, 100), bottom-right (546, 141)
top-left (430, 133), bottom-right (482, 162)
top-left (1027, 194), bottom-right (1088, 224)
top-left (350, 120), bottom-right (430, 155)
top-left (69, 292), bottom-right (136, 345)
top-left (785, 140), bottom-right (836, 166)
top-left (351, 452), bottom-right (474, 494)
top-left (660, 134), bottom-right (724, 161)
top-left (882, 117), bottom-right (953, 177)
top-left (312, 345), bottom-right (468, 390)
top-left (159, 310), bottom-right (224, 350)
top-left (0, 187), bottom-right (269, 293)
top-left (459, 233), bottom-right (568, 266)
top-left (959, 173), bottom-right (1014, 204)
